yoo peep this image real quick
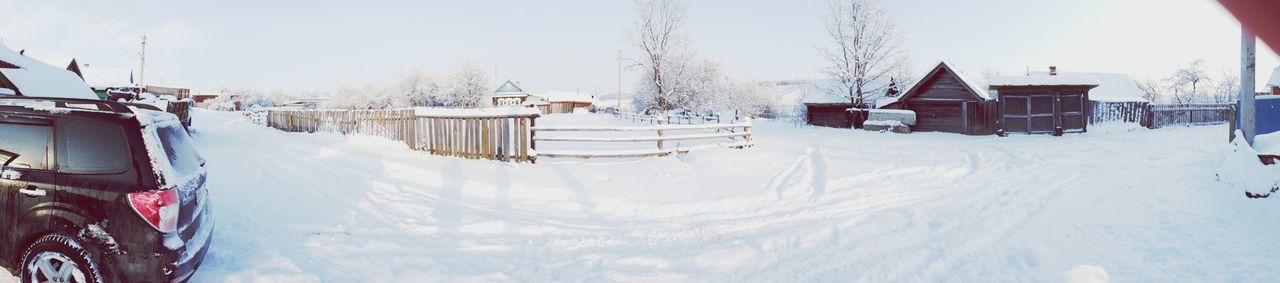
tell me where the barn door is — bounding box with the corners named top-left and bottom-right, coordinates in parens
top-left (1002, 96), bottom-right (1029, 133)
top-left (1028, 95), bottom-right (1056, 134)
top-left (1057, 93), bottom-right (1086, 132)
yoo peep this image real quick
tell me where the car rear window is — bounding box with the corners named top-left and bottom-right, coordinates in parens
top-left (0, 122), bottom-right (52, 170)
top-left (156, 123), bottom-right (202, 177)
top-left (57, 120), bottom-right (131, 174)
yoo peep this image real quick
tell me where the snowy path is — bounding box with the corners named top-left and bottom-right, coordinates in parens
top-left (3, 110), bottom-right (1278, 282)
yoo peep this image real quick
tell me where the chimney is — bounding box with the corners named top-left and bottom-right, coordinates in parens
top-left (1049, 66), bottom-right (1058, 76)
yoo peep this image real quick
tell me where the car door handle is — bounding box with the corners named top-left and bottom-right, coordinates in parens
top-left (18, 186), bottom-right (46, 197)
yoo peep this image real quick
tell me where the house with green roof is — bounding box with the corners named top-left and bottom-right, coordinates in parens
top-left (490, 80), bottom-right (538, 107)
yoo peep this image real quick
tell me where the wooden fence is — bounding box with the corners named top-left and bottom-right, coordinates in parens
top-left (531, 121), bottom-right (754, 158)
top-left (1090, 101), bottom-right (1147, 124)
top-left (962, 101), bottom-right (999, 135)
top-left (1146, 103), bottom-right (1233, 128)
top-left (1086, 101), bottom-right (1233, 129)
top-left (267, 108), bottom-right (540, 162)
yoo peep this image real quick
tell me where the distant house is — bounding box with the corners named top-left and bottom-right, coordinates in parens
top-left (532, 91), bottom-right (595, 114)
top-left (192, 93), bottom-right (221, 103)
top-left (989, 67), bottom-right (1100, 135)
top-left (490, 80), bottom-right (533, 107)
top-left (879, 62), bottom-right (995, 135)
top-left (0, 43), bottom-right (99, 100)
top-left (1269, 66), bottom-right (1280, 95)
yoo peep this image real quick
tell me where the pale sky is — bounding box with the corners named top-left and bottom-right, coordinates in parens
top-left (1, 0), bottom-right (1277, 94)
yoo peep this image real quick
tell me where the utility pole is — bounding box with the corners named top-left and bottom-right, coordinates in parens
top-left (617, 49), bottom-right (623, 111)
top-left (1241, 26), bottom-right (1257, 145)
top-left (138, 34), bottom-right (147, 89)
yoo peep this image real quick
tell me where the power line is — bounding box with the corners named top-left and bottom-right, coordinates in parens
top-left (76, 0), bottom-right (138, 61)
top-left (114, 0), bottom-right (144, 28)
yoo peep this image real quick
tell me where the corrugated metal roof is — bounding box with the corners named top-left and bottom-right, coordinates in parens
top-left (495, 80), bottom-right (525, 94)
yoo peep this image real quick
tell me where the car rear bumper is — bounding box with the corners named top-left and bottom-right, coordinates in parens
top-left (104, 202), bottom-right (213, 282)
top-left (170, 203), bottom-right (213, 282)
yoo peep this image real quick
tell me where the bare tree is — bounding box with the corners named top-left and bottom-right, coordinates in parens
top-left (632, 0), bottom-right (690, 115)
top-left (818, 0), bottom-right (903, 108)
top-left (1170, 59), bottom-right (1209, 104)
top-left (1135, 78), bottom-right (1164, 103)
top-left (1210, 70), bottom-right (1240, 104)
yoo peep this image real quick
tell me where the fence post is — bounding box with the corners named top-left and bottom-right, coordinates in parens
top-left (1229, 104), bottom-right (1238, 142)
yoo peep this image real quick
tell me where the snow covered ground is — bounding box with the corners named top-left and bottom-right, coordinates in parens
top-left (3, 110), bottom-right (1279, 282)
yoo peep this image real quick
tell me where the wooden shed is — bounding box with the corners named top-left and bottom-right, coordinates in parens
top-left (535, 91), bottom-right (595, 114)
top-left (989, 67), bottom-right (1100, 135)
top-left (879, 62), bottom-right (996, 135)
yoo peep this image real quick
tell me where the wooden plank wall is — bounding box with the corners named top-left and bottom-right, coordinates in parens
top-left (266, 109), bottom-right (539, 162)
top-left (1090, 101), bottom-right (1147, 125)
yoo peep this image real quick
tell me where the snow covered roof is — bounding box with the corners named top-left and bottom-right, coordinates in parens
top-left (534, 91), bottom-right (595, 104)
top-left (1268, 66), bottom-right (1280, 88)
top-left (800, 77), bottom-right (895, 105)
top-left (1009, 71), bottom-right (1145, 102)
top-left (988, 72), bottom-right (1101, 88)
top-left (896, 62), bottom-right (992, 104)
top-left (0, 43), bottom-right (99, 100)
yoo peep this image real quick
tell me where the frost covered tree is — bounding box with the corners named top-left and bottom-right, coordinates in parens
top-left (1169, 59), bottom-right (1209, 104)
top-left (818, 0), bottom-right (903, 108)
top-left (447, 63), bottom-right (490, 108)
top-left (631, 0), bottom-right (692, 115)
top-left (320, 63), bottom-right (488, 110)
top-left (1208, 70), bottom-right (1239, 104)
top-left (1136, 79), bottom-right (1165, 103)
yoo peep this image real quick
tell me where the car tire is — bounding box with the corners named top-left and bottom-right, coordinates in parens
top-left (19, 234), bottom-right (105, 283)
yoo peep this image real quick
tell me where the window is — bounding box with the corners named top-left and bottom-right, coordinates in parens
top-left (0, 122), bottom-right (52, 170)
top-left (57, 120), bottom-right (131, 174)
top-left (155, 123), bottom-right (203, 177)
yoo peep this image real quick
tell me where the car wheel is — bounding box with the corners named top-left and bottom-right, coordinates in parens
top-left (20, 234), bottom-right (104, 283)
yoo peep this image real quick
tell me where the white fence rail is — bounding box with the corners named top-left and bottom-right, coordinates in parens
top-left (531, 121), bottom-right (753, 158)
top-left (613, 111), bottom-right (738, 125)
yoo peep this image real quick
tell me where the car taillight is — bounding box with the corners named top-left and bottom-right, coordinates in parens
top-left (128, 190), bottom-right (179, 233)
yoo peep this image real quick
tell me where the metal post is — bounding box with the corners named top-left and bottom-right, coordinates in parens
top-left (1241, 26), bottom-right (1257, 145)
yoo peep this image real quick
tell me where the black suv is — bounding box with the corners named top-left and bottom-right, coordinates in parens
top-left (0, 97), bottom-right (212, 282)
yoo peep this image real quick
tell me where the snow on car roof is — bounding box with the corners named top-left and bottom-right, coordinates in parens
top-left (0, 43), bottom-right (100, 100)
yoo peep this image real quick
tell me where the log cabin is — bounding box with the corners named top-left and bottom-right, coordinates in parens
top-left (879, 62), bottom-right (996, 135)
